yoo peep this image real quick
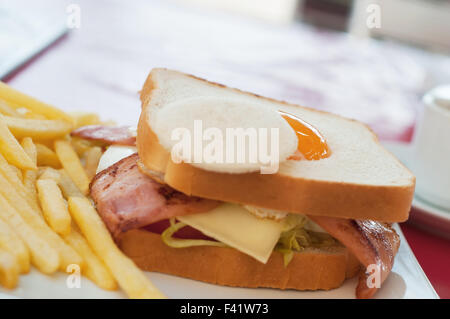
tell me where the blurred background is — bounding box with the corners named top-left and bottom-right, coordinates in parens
top-left (1, 0), bottom-right (450, 297)
top-left (1, 0), bottom-right (450, 140)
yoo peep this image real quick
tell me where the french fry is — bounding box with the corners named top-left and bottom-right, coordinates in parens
top-left (70, 137), bottom-right (96, 157)
top-left (21, 138), bottom-right (39, 212)
top-left (33, 138), bottom-right (54, 150)
top-left (39, 167), bottom-right (83, 198)
top-left (69, 112), bottom-right (100, 128)
top-left (68, 197), bottom-right (165, 299)
top-left (0, 84), bottom-right (140, 294)
top-left (21, 137), bottom-right (37, 164)
top-left (0, 194), bottom-right (59, 274)
top-left (41, 170), bottom-right (116, 290)
top-left (24, 112), bottom-right (47, 120)
top-left (83, 146), bottom-right (102, 180)
top-left (38, 167), bottom-right (61, 182)
top-left (37, 179), bottom-right (71, 236)
top-left (13, 107), bottom-right (29, 117)
top-left (64, 224), bottom-right (117, 290)
top-left (54, 140), bottom-right (90, 195)
top-left (0, 81), bottom-right (73, 122)
top-left (0, 218), bottom-right (30, 274)
top-left (0, 249), bottom-right (19, 289)
top-left (0, 116), bottom-right (36, 170)
top-left (57, 169), bottom-right (84, 198)
top-left (0, 173), bottom-right (83, 271)
top-left (36, 143), bottom-right (61, 168)
top-left (3, 116), bottom-right (73, 140)
top-left (0, 100), bottom-right (22, 117)
top-left (10, 163), bottom-right (22, 181)
top-left (0, 153), bottom-right (39, 212)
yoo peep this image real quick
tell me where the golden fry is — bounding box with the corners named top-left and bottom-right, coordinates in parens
top-left (36, 143), bottom-right (61, 168)
top-left (0, 81), bottom-right (73, 122)
top-left (0, 218), bottom-right (30, 274)
top-left (37, 179), bottom-right (71, 236)
top-left (10, 164), bottom-right (22, 181)
top-left (0, 173), bottom-right (83, 271)
top-left (54, 140), bottom-right (90, 195)
top-left (0, 249), bottom-right (19, 289)
top-left (21, 137), bottom-right (37, 164)
top-left (3, 116), bottom-right (73, 140)
top-left (57, 169), bottom-right (84, 198)
top-left (69, 112), bottom-right (100, 128)
top-left (23, 112), bottom-right (47, 120)
top-left (68, 197), bottom-right (165, 299)
top-left (39, 168), bottom-right (83, 198)
top-left (0, 100), bottom-right (22, 117)
top-left (70, 137), bottom-right (97, 157)
top-left (64, 224), bottom-right (117, 290)
top-left (0, 116), bottom-right (36, 170)
top-left (0, 153), bottom-right (39, 212)
top-left (21, 138), bottom-right (39, 213)
top-left (38, 167), bottom-right (61, 182)
top-left (0, 83), bottom-right (134, 294)
top-left (0, 194), bottom-right (59, 274)
top-left (83, 146), bottom-right (102, 181)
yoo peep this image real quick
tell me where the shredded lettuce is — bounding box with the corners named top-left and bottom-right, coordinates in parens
top-left (275, 226), bottom-right (337, 267)
top-left (161, 218), bottom-right (227, 248)
top-left (280, 214), bottom-right (308, 232)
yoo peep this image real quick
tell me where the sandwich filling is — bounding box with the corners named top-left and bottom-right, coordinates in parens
top-left (91, 152), bottom-right (335, 264)
top-left (90, 150), bottom-right (400, 299)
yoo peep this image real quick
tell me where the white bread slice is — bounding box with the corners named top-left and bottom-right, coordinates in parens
top-left (137, 68), bottom-right (415, 222)
top-left (120, 229), bottom-right (361, 291)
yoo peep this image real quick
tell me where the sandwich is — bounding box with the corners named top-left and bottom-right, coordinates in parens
top-left (73, 68), bottom-right (415, 299)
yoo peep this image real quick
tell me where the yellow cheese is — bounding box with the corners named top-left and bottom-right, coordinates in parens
top-left (177, 203), bottom-right (284, 263)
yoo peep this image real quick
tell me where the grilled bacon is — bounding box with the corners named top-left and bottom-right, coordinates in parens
top-left (90, 153), bottom-right (220, 239)
top-left (308, 216), bottom-right (400, 299)
top-left (71, 125), bottom-right (136, 146)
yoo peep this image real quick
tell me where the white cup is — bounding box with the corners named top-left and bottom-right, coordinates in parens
top-left (411, 85), bottom-right (450, 209)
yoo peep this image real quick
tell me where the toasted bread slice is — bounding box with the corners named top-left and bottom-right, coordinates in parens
top-left (138, 68), bottom-right (415, 222)
top-left (120, 229), bottom-right (361, 291)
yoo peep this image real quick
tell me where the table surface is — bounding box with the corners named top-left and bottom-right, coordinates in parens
top-left (4, 0), bottom-right (450, 299)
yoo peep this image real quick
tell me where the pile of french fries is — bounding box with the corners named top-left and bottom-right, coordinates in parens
top-left (0, 82), bottom-right (164, 298)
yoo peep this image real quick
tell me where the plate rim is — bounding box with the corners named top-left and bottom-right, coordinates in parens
top-left (382, 140), bottom-right (450, 222)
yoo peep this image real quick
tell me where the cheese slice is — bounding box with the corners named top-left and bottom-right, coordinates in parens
top-left (177, 203), bottom-right (284, 263)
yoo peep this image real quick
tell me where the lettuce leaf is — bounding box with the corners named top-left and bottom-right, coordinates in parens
top-left (275, 226), bottom-right (337, 267)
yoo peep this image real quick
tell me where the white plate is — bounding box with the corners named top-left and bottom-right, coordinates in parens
top-left (0, 224), bottom-right (438, 299)
top-left (383, 141), bottom-right (450, 239)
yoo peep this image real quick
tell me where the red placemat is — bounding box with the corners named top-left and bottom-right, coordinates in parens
top-left (400, 222), bottom-right (450, 299)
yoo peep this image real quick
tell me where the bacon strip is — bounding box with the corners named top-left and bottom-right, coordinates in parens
top-left (90, 153), bottom-right (220, 240)
top-left (307, 216), bottom-right (400, 299)
top-left (71, 125), bottom-right (136, 146)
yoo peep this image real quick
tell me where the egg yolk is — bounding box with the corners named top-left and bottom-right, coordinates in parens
top-left (279, 110), bottom-right (330, 160)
